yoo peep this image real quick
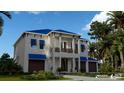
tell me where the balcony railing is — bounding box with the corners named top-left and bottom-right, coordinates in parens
top-left (61, 48), bottom-right (73, 53)
top-left (55, 47), bottom-right (60, 52)
top-left (75, 49), bottom-right (78, 53)
top-left (54, 47), bottom-right (77, 53)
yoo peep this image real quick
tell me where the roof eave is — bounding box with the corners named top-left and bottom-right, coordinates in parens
top-left (47, 30), bottom-right (81, 37)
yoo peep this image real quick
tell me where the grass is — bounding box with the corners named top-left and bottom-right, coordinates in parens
top-left (0, 74), bottom-right (71, 81)
top-left (0, 74), bottom-right (24, 81)
top-left (116, 77), bottom-right (124, 80)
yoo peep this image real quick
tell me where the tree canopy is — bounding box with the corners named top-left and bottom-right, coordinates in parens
top-left (88, 11), bottom-right (124, 70)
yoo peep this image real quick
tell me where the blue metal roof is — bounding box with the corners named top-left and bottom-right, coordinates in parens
top-left (29, 54), bottom-right (46, 60)
top-left (54, 29), bottom-right (79, 35)
top-left (80, 57), bottom-right (87, 61)
top-left (26, 29), bottom-right (79, 35)
top-left (80, 57), bottom-right (97, 62)
top-left (27, 29), bottom-right (52, 34)
top-left (88, 57), bottom-right (97, 61)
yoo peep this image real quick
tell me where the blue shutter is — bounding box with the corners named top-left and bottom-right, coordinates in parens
top-left (39, 40), bottom-right (45, 49)
top-left (81, 44), bottom-right (85, 52)
top-left (31, 39), bottom-right (37, 47)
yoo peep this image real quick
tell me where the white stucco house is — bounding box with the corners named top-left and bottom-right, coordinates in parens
top-left (14, 29), bottom-right (98, 73)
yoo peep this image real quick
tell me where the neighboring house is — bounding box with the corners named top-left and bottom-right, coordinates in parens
top-left (14, 29), bottom-right (98, 73)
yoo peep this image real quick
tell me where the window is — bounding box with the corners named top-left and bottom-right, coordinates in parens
top-left (39, 40), bottom-right (45, 49)
top-left (67, 42), bottom-right (72, 49)
top-left (31, 39), bottom-right (37, 48)
top-left (81, 44), bottom-right (85, 52)
top-left (61, 42), bottom-right (67, 49)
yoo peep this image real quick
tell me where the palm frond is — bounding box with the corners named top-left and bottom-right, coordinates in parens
top-left (0, 11), bottom-right (11, 19)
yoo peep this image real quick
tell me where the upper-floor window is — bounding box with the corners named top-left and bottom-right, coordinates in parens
top-left (61, 42), bottom-right (67, 49)
top-left (67, 42), bottom-right (72, 49)
top-left (39, 40), bottom-right (45, 49)
top-left (81, 44), bottom-right (85, 52)
top-left (31, 39), bottom-right (37, 49)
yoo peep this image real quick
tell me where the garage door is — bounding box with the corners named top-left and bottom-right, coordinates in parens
top-left (80, 62), bottom-right (86, 72)
top-left (29, 60), bottom-right (45, 72)
top-left (89, 62), bottom-right (97, 72)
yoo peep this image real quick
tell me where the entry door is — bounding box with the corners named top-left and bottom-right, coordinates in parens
top-left (29, 60), bottom-right (45, 72)
top-left (89, 62), bottom-right (97, 72)
top-left (80, 62), bottom-right (86, 72)
top-left (61, 58), bottom-right (68, 71)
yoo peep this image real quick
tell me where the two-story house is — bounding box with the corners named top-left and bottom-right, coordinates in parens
top-left (14, 29), bottom-right (98, 73)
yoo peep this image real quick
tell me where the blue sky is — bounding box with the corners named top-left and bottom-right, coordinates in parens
top-left (0, 11), bottom-right (101, 57)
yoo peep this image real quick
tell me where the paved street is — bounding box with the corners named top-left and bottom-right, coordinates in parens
top-left (63, 75), bottom-right (118, 81)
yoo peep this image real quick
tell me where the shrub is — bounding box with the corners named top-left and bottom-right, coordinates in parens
top-left (120, 67), bottom-right (124, 73)
top-left (99, 62), bottom-right (115, 75)
top-left (0, 53), bottom-right (22, 75)
top-left (57, 67), bottom-right (62, 73)
top-left (22, 71), bottom-right (58, 80)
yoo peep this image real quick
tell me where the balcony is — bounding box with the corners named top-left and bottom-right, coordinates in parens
top-left (75, 49), bottom-right (78, 53)
top-left (61, 48), bottom-right (73, 53)
top-left (55, 47), bottom-right (60, 52)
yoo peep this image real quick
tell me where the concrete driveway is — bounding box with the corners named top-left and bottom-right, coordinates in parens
top-left (63, 75), bottom-right (118, 81)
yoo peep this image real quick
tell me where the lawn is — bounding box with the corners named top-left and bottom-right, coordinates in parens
top-left (0, 75), bottom-right (24, 81)
top-left (0, 74), bottom-right (71, 81)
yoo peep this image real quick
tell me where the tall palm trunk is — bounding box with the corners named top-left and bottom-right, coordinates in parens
top-left (114, 55), bottom-right (118, 69)
top-left (120, 51), bottom-right (124, 67)
top-left (110, 55), bottom-right (114, 67)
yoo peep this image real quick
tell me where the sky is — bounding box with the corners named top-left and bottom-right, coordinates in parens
top-left (0, 11), bottom-right (109, 57)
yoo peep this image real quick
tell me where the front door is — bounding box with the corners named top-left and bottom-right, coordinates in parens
top-left (89, 62), bottom-right (97, 72)
top-left (61, 58), bottom-right (68, 71)
top-left (29, 60), bottom-right (45, 72)
top-left (80, 61), bottom-right (86, 72)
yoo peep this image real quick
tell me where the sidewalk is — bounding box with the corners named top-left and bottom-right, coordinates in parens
top-left (63, 75), bottom-right (118, 81)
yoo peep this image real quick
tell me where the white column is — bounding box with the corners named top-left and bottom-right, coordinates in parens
top-left (78, 39), bottom-right (80, 54)
top-left (59, 57), bottom-right (61, 67)
top-left (59, 35), bottom-right (61, 68)
top-left (78, 57), bottom-right (80, 72)
top-left (72, 38), bottom-right (75, 54)
top-left (52, 57), bottom-right (56, 73)
top-left (86, 60), bottom-right (89, 73)
top-left (24, 33), bottom-right (29, 72)
top-left (73, 58), bottom-right (75, 72)
top-left (96, 62), bottom-right (98, 72)
top-left (52, 33), bottom-right (56, 73)
top-left (59, 35), bottom-right (61, 52)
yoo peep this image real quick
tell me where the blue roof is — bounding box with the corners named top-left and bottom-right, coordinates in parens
top-left (80, 57), bottom-right (87, 61)
top-left (80, 57), bottom-right (97, 62)
top-left (29, 54), bottom-right (46, 60)
top-left (27, 29), bottom-right (52, 34)
top-left (26, 29), bottom-right (79, 35)
top-left (54, 29), bottom-right (79, 35)
top-left (88, 57), bottom-right (97, 61)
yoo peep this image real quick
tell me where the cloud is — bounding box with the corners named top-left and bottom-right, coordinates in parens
top-left (13, 11), bottom-right (47, 15)
top-left (27, 11), bottom-right (47, 15)
top-left (82, 11), bottom-right (109, 31)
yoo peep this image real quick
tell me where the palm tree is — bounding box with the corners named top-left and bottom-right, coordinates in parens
top-left (88, 21), bottom-right (111, 41)
top-left (88, 21), bottom-right (112, 61)
top-left (107, 11), bottom-right (124, 29)
top-left (0, 11), bottom-right (11, 36)
top-left (107, 11), bottom-right (124, 68)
